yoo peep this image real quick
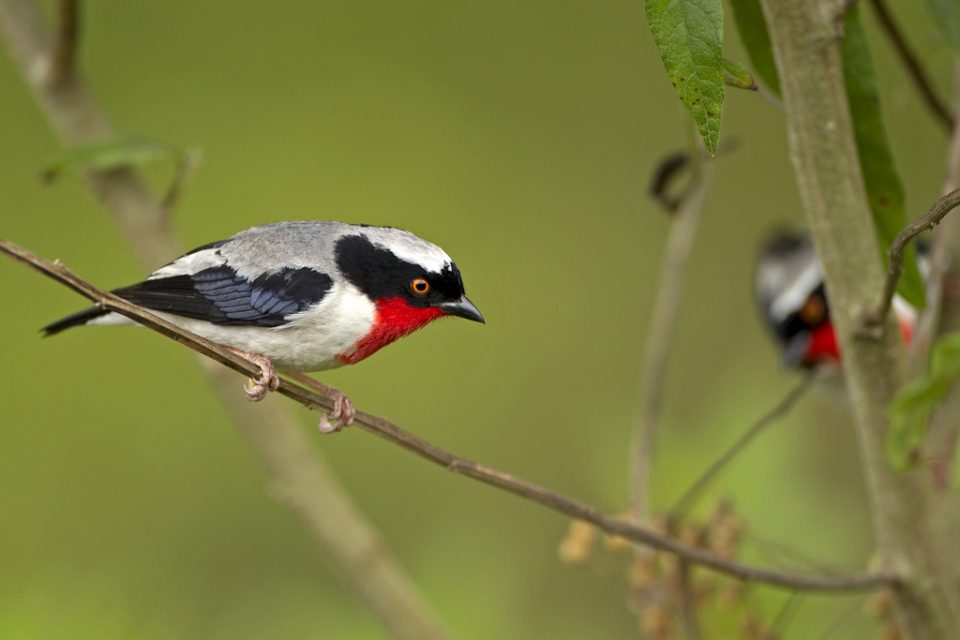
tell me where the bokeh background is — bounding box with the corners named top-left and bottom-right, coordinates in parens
top-left (0, 1), bottom-right (953, 638)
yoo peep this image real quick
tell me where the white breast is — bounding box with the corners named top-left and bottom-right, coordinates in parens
top-left (150, 282), bottom-right (376, 371)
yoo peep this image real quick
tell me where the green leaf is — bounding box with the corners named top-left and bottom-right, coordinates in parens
top-left (42, 134), bottom-right (183, 183)
top-left (841, 7), bottom-right (926, 309)
top-left (727, 0), bottom-right (780, 94)
top-left (645, 0), bottom-right (725, 154)
top-left (927, 0), bottom-right (960, 50)
top-left (722, 57), bottom-right (757, 90)
top-left (887, 333), bottom-right (960, 470)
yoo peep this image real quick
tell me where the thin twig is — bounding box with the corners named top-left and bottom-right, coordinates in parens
top-left (47, 0), bottom-right (77, 86)
top-left (669, 372), bottom-right (817, 520)
top-left (629, 152), bottom-right (711, 522)
top-left (675, 560), bottom-right (703, 640)
top-left (0, 237), bottom-right (896, 594)
top-left (867, 0), bottom-right (953, 132)
top-left (869, 188), bottom-right (960, 327)
top-left (775, 592), bottom-right (805, 631)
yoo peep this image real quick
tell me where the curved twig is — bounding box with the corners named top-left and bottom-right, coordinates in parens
top-left (870, 188), bottom-right (960, 326)
top-left (0, 237), bottom-right (895, 594)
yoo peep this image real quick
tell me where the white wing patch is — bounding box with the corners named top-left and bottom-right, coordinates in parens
top-left (148, 248), bottom-right (226, 280)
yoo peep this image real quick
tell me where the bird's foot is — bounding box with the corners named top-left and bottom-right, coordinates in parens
top-left (317, 392), bottom-right (356, 434)
top-left (227, 348), bottom-right (280, 402)
top-left (283, 371), bottom-right (355, 434)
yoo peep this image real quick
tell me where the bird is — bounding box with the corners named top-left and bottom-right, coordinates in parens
top-left (755, 230), bottom-right (922, 369)
top-left (43, 221), bottom-right (485, 431)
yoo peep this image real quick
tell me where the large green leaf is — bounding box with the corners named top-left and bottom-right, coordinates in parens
top-left (887, 333), bottom-right (960, 471)
top-left (727, 0), bottom-right (780, 94)
top-left (645, 0), bottom-right (725, 154)
top-left (842, 7), bottom-right (926, 309)
top-left (42, 135), bottom-right (183, 183)
top-left (928, 0), bottom-right (960, 50)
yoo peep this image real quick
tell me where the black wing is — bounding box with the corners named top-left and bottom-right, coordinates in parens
top-left (115, 265), bottom-right (333, 327)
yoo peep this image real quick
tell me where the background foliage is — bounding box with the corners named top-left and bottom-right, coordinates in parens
top-left (0, 1), bottom-right (952, 637)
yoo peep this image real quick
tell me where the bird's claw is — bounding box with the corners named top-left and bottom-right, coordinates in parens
top-left (228, 349), bottom-right (279, 402)
top-left (317, 393), bottom-right (355, 434)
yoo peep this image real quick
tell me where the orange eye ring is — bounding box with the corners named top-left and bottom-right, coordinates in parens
top-left (799, 294), bottom-right (825, 325)
top-left (411, 278), bottom-right (430, 295)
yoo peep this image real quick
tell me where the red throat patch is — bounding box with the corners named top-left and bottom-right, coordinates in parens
top-left (336, 297), bottom-right (444, 365)
top-left (803, 318), bottom-right (915, 366)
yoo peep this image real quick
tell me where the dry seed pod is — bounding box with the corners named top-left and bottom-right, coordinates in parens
top-left (558, 520), bottom-right (596, 565)
top-left (604, 532), bottom-right (632, 553)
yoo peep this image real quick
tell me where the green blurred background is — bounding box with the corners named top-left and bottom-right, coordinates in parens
top-left (0, 1), bottom-right (953, 638)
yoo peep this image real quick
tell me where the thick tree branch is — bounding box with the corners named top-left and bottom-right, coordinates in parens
top-left (0, 237), bottom-right (895, 594)
top-left (759, 0), bottom-right (960, 635)
top-left (866, 0), bottom-right (953, 132)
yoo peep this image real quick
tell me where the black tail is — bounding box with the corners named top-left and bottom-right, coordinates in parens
top-left (42, 306), bottom-right (109, 337)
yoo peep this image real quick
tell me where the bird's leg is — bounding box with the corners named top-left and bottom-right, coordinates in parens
top-left (283, 371), bottom-right (356, 434)
top-left (226, 348), bottom-right (280, 402)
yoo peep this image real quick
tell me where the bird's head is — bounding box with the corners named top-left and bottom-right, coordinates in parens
top-left (755, 231), bottom-right (839, 368)
top-left (334, 227), bottom-right (484, 364)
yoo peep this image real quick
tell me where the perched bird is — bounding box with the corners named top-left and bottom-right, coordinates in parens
top-left (755, 230), bottom-right (920, 369)
top-left (44, 221), bottom-right (485, 431)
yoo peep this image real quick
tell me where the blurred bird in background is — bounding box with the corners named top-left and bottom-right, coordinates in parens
top-left (755, 230), bottom-right (923, 369)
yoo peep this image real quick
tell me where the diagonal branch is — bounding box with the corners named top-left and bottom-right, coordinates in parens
top-left (866, 0), bottom-right (954, 133)
top-left (669, 371), bottom-right (817, 520)
top-left (0, 237), bottom-right (896, 594)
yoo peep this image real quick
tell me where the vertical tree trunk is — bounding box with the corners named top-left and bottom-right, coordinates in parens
top-left (758, 1), bottom-right (960, 637)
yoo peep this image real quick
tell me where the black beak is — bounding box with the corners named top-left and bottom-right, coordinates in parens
top-left (783, 331), bottom-right (811, 369)
top-left (437, 296), bottom-right (485, 323)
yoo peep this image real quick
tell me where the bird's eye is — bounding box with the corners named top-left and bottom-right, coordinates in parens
top-left (799, 294), bottom-right (825, 325)
top-left (411, 278), bottom-right (430, 295)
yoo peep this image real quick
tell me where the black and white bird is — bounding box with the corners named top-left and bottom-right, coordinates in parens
top-left (755, 230), bottom-right (920, 368)
top-left (44, 221), bottom-right (485, 431)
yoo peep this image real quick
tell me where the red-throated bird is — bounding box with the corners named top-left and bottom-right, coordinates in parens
top-left (755, 230), bottom-right (920, 368)
top-left (44, 221), bottom-right (485, 431)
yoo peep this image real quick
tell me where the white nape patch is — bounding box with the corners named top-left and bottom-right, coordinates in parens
top-left (87, 312), bottom-right (137, 327)
top-left (892, 295), bottom-right (918, 326)
top-left (767, 260), bottom-right (822, 322)
top-left (147, 248), bottom-right (226, 280)
top-left (361, 227), bottom-right (452, 273)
